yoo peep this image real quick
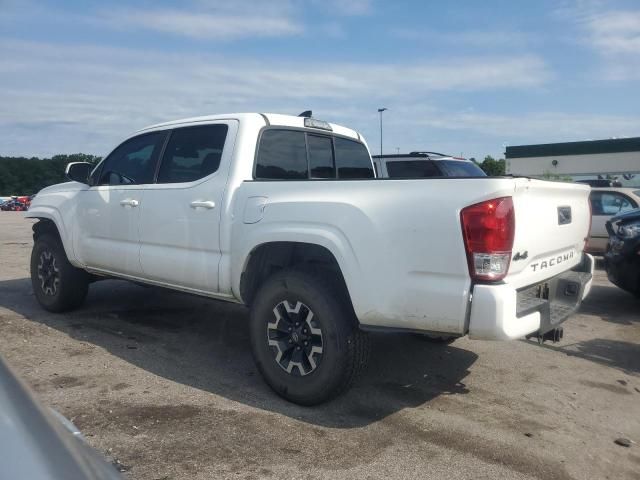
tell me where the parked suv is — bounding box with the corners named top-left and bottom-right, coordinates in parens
top-left (605, 208), bottom-right (640, 297)
top-left (372, 152), bottom-right (486, 178)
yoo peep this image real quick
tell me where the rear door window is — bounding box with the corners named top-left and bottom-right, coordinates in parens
top-left (157, 124), bottom-right (228, 184)
top-left (386, 160), bottom-right (441, 178)
top-left (255, 130), bottom-right (307, 180)
top-left (590, 191), bottom-right (638, 215)
top-left (98, 132), bottom-right (166, 185)
top-left (334, 137), bottom-right (374, 179)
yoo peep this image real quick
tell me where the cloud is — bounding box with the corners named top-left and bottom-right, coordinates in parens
top-left (0, 39), bottom-right (556, 155)
top-left (390, 28), bottom-right (536, 49)
top-left (98, 0), bottom-right (372, 41)
top-left (414, 110), bottom-right (640, 142)
top-left (555, 1), bottom-right (640, 80)
top-left (310, 0), bottom-right (373, 16)
top-left (101, 1), bottom-right (302, 40)
top-left (6, 38), bottom-right (628, 159)
top-left (103, 9), bottom-right (301, 40)
top-left (586, 10), bottom-right (640, 54)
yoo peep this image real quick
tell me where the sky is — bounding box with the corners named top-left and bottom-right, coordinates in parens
top-left (1, 0), bottom-right (640, 160)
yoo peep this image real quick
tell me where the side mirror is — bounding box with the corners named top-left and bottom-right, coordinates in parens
top-left (65, 162), bottom-right (92, 184)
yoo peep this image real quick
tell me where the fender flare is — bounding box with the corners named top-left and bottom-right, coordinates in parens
top-left (229, 225), bottom-right (366, 314)
top-left (26, 207), bottom-right (79, 266)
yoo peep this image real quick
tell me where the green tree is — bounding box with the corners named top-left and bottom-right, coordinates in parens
top-left (479, 155), bottom-right (506, 176)
top-left (541, 171), bottom-right (574, 183)
top-left (0, 154), bottom-right (102, 196)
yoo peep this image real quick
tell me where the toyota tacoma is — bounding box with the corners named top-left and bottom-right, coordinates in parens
top-left (26, 112), bottom-right (594, 404)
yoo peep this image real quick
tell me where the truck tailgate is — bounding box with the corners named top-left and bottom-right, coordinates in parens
top-left (507, 179), bottom-right (591, 288)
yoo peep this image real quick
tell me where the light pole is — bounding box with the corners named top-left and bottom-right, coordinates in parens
top-left (377, 107), bottom-right (387, 156)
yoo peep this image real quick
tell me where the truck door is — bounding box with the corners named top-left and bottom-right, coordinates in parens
top-left (138, 121), bottom-right (237, 293)
top-left (75, 131), bottom-right (167, 276)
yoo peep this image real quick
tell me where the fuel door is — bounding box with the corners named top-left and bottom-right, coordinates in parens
top-left (243, 196), bottom-right (268, 224)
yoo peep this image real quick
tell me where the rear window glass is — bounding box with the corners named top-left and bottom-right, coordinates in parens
top-left (438, 160), bottom-right (486, 177)
top-left (386, 160), bottom-right (441, 178)
top-left (386, 159), bottom-right (486, 178)
top-left (334, 138), bottom-right (374, 179)
top-left (256, 130), bottom-right (307, 180)
top-left (308, 135), bottom-right (335, 179)
top-left (157, 124), bottom-right (228, 184)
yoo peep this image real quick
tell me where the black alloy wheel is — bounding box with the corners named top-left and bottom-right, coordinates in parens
top-left (30, 233), bottom-right (89, 312)
top-left (249, 269), bottom-right (369, 405)
top-left (36, 249), bottom-right (60, 297)
top-left (267, 300), bottom-right (324, 376)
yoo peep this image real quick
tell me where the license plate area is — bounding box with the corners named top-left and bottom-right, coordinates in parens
top-left (516, 268), bottom-right (591, 334)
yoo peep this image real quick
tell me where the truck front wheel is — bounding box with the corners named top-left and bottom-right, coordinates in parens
top-left (30, 233), bottom-right (89, 312)
top-left (249, 269), bottom-right (369, 405)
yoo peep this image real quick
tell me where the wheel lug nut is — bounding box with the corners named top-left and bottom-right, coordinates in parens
top-left (304, 341), bottom-right (308, 346)
top-left (295, 322), bottom-right (300, 326)
top-left (288, 327), bottom-right (292, 332)
top-left (296, 346), bottom-right (301, 350)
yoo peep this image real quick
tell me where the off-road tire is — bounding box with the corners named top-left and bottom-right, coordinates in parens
top-left (30, 233), bottom-right (89, 312)
top-left (249, 268), bottom-right (369, 405)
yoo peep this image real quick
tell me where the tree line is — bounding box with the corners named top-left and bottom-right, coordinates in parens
top-left (0, 153), bottom-right (506, 196)
top-left (472, 156), bottom-right (506, 176)
top-left (0, 154), bottom-right (102, 196)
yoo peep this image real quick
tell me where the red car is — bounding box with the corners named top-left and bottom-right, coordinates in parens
top-left (0, 196), bottom-right (30, 211)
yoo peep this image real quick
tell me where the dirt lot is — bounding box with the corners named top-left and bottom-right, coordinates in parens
top-left (0, 212), bottom-right (639, 480)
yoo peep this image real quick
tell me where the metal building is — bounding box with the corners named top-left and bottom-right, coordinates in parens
top-left (505, 137), bottom-right (640, 178)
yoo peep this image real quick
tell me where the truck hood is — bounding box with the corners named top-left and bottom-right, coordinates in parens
top-left (26, 181), bottom-right (88, 219)
top-left (609, 207), bottom-right (640, 224)
top-left (37, 181), bottom-right (88, 195)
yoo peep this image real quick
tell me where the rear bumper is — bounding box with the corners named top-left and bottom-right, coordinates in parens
top-left (468, 253), bottom-right (594, 340)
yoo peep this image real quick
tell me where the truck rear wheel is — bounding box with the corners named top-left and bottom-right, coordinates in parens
top-left (249, 269), bottom-right (369, 405)
top-left (30, 233), bottom-right (89, 312)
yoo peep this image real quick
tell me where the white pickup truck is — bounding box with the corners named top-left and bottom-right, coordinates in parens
top-left (27, 113), bottom-right (594, 405)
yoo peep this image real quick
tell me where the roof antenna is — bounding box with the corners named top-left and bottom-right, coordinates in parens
top-left (298, 110), bottom-right (312, 118)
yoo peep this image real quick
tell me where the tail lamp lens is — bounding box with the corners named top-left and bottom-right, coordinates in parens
top-left (460, 196), bottom-right (515, 281)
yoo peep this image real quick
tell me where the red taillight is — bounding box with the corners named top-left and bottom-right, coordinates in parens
top-left (460, 196), bottom-right (515, 281)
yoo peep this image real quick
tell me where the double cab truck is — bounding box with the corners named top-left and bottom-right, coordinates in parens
top-left (26, 113), bottom-right (594, 405)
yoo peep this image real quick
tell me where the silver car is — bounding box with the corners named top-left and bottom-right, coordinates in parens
top-left (587, 187), bottom-right (640, 254)
top-left (0, 356), bottom-right (122, 480)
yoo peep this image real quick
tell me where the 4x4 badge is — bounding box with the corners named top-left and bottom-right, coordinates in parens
top-left (513, 251), bottom-right (528, 261)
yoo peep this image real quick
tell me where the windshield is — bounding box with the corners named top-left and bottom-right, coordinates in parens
top-left (386, 159), bottom-right (486, 178)
top-left (438, 160), bottom-right (486, 177)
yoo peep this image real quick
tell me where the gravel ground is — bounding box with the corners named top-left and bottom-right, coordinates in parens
top-left (1, 211), bottom-right (639, 480)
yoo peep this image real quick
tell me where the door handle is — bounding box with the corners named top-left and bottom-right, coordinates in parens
top-left (119, 199), bottom-right (139, 207)
top-left (190, 200), bottom-right (216, 209)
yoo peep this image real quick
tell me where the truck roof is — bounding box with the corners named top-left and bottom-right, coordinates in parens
top-left (136, 113), bottom-right (362, 141)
